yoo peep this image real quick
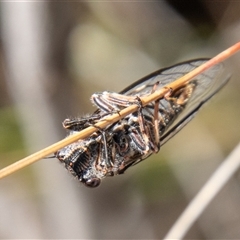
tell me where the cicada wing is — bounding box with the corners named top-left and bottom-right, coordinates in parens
top-left (120, 59), bottom-right (211, 95)
top-left (120, 59), bottom-right (230, 145)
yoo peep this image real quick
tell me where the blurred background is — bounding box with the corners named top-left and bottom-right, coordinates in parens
top-left (0, 1), bottom-right (240, 239)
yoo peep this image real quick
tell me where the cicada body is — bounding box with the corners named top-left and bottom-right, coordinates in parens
top-left (55, 59), bottom-right (229, 187)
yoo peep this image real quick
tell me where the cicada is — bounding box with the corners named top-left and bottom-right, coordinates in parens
top-left (55, 59), bottom-right (229, 187)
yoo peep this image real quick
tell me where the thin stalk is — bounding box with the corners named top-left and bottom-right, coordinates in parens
top-left (163, 143), bottom-right (240, 240)
top-left (0, 42), bottom-right (240, 180)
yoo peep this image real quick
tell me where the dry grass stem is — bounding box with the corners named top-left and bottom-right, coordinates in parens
top-left (164, 143), bottom-right (240, 240)
top-left (0, 42), bottom-right (240, 180)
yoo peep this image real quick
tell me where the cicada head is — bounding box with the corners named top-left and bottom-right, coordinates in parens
top-left (55, 124), bottom-right (149, 188)
top-left (55, 139), bottom-right (104, 188)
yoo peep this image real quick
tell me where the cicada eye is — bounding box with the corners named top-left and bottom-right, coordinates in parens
top-left (85, 178), bottom-right (101, 188)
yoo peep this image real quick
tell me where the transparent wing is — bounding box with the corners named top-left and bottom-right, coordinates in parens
top-left (120, 58), bottom-right (230, 145)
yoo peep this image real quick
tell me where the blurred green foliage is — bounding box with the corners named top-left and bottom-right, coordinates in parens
top-left (0, 107), bottom-right (25, 161)
top-left (134, 156), bottom-right (182, 203)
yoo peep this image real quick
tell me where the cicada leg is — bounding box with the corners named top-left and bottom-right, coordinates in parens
top-left (164, 81), bottom-right (197, 106)
top-left (63, 115), bottom-right (100, 131)
top-left (63, 112), bottom-right (112, 131)
top-left (91, 91), bottom-right (141, 112)
top-left (151, 81), bottom-right (161, 153)
top-left (92, 126), bottom-right (112, 168)
top-left (153, 98), bottom-right (160, 152)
